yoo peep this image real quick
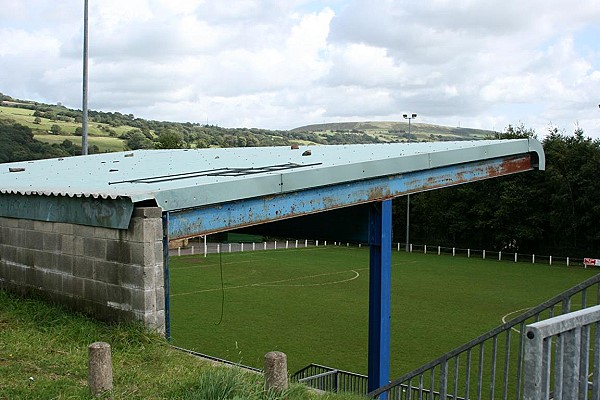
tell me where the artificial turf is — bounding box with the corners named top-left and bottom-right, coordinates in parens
top-left (168, 245), bottom-right (598, 377)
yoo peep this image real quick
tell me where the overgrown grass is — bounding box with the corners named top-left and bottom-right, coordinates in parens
top-left (0, 290), bottom-right (362, 400)
top-left (169, 246), bottom-right (599, 376)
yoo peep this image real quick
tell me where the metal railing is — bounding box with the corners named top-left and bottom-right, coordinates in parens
top-left (291, 363), bottom-right (468, 399)
top-left (369, 273), bottom-right (600, 399)
top-left (523, 304), bottom-right (600, 400)
top-left (291, 363), bottom-right (369, 395)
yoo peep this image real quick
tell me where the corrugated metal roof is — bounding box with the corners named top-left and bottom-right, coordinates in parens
top-left (0, 139), bottom-right (544, 212)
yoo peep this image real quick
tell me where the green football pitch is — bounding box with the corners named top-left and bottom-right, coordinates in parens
top-left (168, 246), bottom-right (598, 377)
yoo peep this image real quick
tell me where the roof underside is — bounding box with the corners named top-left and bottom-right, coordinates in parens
top-left (0, 139), bottom-right (544, 229)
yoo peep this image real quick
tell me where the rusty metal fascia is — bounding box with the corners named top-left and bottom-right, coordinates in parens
top-left (0, 193), bottom-right (134, 229)
top-left (168, 154), bottom-right (534, 239)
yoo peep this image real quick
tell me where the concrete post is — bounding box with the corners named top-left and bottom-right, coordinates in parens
top-left (264, 351), bottom-right (288, 392)
top-left (88, 342), bottom-right (113, 397)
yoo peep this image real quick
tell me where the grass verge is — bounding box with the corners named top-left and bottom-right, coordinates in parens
top-left (0, 290), bottom-right (362, 400)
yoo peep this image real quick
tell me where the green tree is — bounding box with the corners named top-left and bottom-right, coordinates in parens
top-left (155, 130), bottom-right (185, 149)
top-left (50, 124), bottom-right (62, 135)
top-left (0, 120), bottom-right (69, 162)
top-left (126, 131), bottom-right (153, 150)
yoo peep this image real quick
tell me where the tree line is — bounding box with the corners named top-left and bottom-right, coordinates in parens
top-left (394, 125), bottom-right (600, 258)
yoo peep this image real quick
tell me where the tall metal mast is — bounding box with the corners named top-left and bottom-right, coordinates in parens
top-left (82, 0), bottom-right (89, 155)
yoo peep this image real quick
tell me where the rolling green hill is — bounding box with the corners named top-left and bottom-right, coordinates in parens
top-left (0, 102), bottom-right (129, 153)
top-left (291, 121), bottom-right (496, 143)
top-left (1, 92), bottom-right (496, 160)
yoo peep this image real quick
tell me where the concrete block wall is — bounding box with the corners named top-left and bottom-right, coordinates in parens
top-left (0, 206), bottom-right (165, 333)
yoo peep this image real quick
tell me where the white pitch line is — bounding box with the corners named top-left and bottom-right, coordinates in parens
top-left (501, 303), bottom-right (583, 334)
top-left (258, 270), bottom-right (361, 287)
top-left (501, 308), bottom-right (532, 334)
top-left (171, 268), bottom-right (368, 297)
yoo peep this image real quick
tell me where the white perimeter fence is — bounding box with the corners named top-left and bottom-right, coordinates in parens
top-left (406, 243), bottom-right (594, 268)
top-left (169, 238), bottom-right (595, 269)
top-left (169, 239), bottom-right (360, 257)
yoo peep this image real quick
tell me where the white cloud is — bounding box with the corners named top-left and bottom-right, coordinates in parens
top-left (0, 0), bottom-right (599, 137)
top-left (325, 44), bottom-right (407, 88)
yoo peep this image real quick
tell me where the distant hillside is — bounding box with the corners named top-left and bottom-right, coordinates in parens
top-left (292, 121), bottom-right (496, 142)
top-left (0, 91), bottom-right (499, 164)
top-left (0, 92), bottom-right (383, 153)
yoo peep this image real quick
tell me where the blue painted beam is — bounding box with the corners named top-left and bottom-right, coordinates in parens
top-left (168, 154), bottom-right (534, 239)
top-left (368, 200), bottom-right (392, 397)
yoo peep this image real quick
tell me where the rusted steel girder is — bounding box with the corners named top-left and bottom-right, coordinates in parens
top-left (168, 154), bottom-right (535, 239)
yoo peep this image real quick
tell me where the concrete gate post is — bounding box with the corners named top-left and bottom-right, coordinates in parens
top-left (264, 351), bottom-right (288, 392)
top-left (88, 342), bottom-right (113, 396)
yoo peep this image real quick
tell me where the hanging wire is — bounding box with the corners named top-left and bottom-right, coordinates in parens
top-left (215, 247), bottom-right (225, 326)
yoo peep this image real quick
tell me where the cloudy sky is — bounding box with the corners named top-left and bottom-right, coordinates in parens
top-left (1, 0), bottom-right (599, 137)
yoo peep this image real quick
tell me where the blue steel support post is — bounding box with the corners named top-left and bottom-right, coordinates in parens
top-left (162, 212), bottom-right (171, 340)
top-left (368, 200), bottom-right (392, 397)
